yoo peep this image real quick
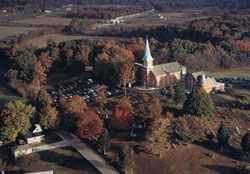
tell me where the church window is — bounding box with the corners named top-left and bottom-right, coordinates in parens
top-left (167, 76), bottom-right (170, 83)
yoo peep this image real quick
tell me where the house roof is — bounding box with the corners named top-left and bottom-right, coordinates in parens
top-left (12, 144), bottom-right (32, 152)
top-left (141, 38), bottom-right (154, 61)
top-left (151, 62), bottom-right (183, 76)
top-left (26, 132), bottom-right (44, 139)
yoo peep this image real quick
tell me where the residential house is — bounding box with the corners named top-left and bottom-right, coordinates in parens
top-left (26, 124), bottom-right (45, 144)
top-left (12, 144), bottom-right (32, 158)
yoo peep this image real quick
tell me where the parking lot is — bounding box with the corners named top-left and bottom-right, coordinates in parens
top-left (46, 78), bottom-right (122, 107)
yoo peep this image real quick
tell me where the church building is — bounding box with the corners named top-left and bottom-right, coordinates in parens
top-left (141, 38), bottom-right (186, 88)
top-left (140, 38), bottom-right (225, 92)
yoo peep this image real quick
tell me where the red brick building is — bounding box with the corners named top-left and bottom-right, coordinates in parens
top-left (141, 38), bottom-right (186, 88)
top-left (140, 38), bottom-right (225, 92)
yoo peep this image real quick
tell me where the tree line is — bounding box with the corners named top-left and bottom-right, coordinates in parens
top-left (98, 14), bottom-right (250, 71)
top-left (64, 6), bottom-right (152, 19)
top-left (1, 0), bottom-right (249, 11)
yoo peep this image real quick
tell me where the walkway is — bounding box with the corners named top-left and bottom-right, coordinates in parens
top-left (32, 140), bottom-right (69, 153)
top-left (56, 131), bottom-right (118, 174)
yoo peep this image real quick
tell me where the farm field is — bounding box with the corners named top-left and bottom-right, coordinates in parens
top-left (5, 147), bottom-right (100, 174)
top-left (10, 17), bottom-right (72, 26)
top-left (27, 34), bottom-right (129, 47)
top-left (0, 26), bottom-right (40, 39)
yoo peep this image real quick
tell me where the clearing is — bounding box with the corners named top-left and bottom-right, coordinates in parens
top-left (10, 17), bottom-right (72, 26)
top-left (0, 26), bottom-right (40, 39)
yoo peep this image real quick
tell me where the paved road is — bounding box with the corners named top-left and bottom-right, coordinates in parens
top-left (32, 140), bottom-right (69, 153)
top-left (56, 131), bottom-right (118, 174)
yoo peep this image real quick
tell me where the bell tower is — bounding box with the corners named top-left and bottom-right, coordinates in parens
top-left (141, 37), bottom-right (154, 88)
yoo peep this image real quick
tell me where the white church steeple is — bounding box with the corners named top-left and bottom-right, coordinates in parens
top-left (142, 37), bottom-right (154, 68)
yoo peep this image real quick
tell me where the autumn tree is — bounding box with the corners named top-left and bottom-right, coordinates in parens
top-left (39, 106), bottom-right (58, 130)
top-left (97, 128), bottom-right (110, 154)
top-left (217, 121), bottom-right (230, 148)
top-left (65, 49), bottom-right (74, 68)
top-left (94, 41), bottom-right (134, 86)
top-left (148, 97), bottom-right (162, 119)
top-left (35, 52), bottom-right (52, 89)
top-left (73, 42), bottom-right (90, 73)
top-left (76, 111), bottom-right (103, 140)
top-left (174, 114), bottom-right (206, 142)
top-left (146, 117), bottom-right (171, 158)
top-left (63, 95), bottom-right (87, 129)
top-left (95, 85), bottom-right (107, 115)
top-left (111, 104), bottom-right (133, 131)
top-left (118, 59), bottom-right (136, 96)
top-left (174, 82), bottom-right (186, 105)
top-left (241, 131), bottom-right (250, 153)
top-left (116, 145), bottom-right (135, 174)
top-left (0, 101), bottom-right (35, 143)
top-left (183, 87), bottom-right (213, 117)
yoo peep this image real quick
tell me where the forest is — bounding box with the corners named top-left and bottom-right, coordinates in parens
top-left (98, 15), bottom-right (250, 71)
top-left (0, 0), bottom-right (249, 11)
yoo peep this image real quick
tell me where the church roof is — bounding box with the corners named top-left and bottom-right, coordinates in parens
top-left (151, 62), bottom-right (183, 76)
top-left (141, 38), bottom-right (154, 61)
top-left (191, 72), bottom-right (203, 81)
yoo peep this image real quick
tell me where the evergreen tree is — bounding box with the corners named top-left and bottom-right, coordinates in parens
top-left (167, 86), bottom-right (175, 100)
top-left (241, 130), bottom-right (250, 153)
top-left (174, 82), bottom-right (186, 104)
top-left (162, 87), bottom-right (168, 96)
top-left (117, 145), bottom-right (135, 174)
top-left (97, 128), bottom-right (110, 154)
top-left (217, 121), bottom-right (230, 148)
top-left (183, 87), bottom-right (213, 117)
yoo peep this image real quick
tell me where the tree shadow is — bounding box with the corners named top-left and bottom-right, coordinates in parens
top-left (38, 147), bottom-right (100, 173)
top-left (203, 164), bottom-right (239, 174)
top-left (194, 140), bottom-right (245, 162)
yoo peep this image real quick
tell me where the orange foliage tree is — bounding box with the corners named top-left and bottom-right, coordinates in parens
top-left (76, 111), bottom-right (103, 140)
top-left (111, 104), bottom-right (133, 131)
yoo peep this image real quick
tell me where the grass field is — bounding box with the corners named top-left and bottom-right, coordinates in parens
top-left (206, 68), bottom-right (250, 79)
top-left (6, 147), bottom-right (100, 174)
top-left (10, 17), bottom-right (72, 26)
top-left (27, 34), bottom-right (129, 47)
top-left (0, 83), bottom-right (23, 109)
top-left (0, 26), bottom-right (40, 39)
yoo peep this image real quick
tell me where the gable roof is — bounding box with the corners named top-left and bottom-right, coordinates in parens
top-left (191, 72), bottom-right (204, 81)
top-left (151, 62), bottom-right (183, 76)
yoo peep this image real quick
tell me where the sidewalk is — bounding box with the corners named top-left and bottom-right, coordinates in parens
top-left (32, 140), bottom-right (69, 153)
top-left (56, 131), bottom-right (118, 174)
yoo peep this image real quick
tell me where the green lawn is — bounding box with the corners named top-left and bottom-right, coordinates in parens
top-left (206, 72), bottom-right (250, 79)
top-left (5, 147), bottom-right (100, 174)
top-left (0, 84), bottom-right (23, 109)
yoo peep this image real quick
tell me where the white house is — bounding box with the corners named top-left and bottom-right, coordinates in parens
top-left (26, 124), bottom-right (45, 144)
top-left (12, 144), bottom-right (32, 158)
top-left (44, 10), bottom-right (52, 14)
